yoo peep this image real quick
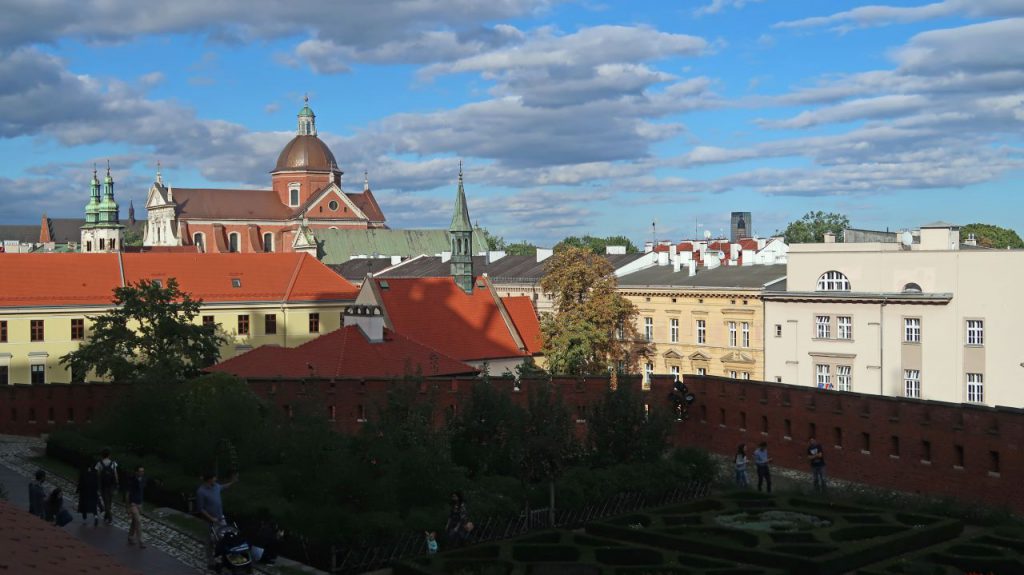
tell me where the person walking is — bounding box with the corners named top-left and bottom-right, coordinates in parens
top-left (754, 442), bottom-right (772, 493)
top-left (734, 444), bottom-right (749, 488)
top-left (95, 448), bottom-right (119, 525)
top-left (28, 470), bottom-right (47, 519)
top-left (125, 466), bottom-right (146, 548)
top-left (807, 438), bottom-right (827, 492)
top-left (197, 471), bottom-right (239, 569)
top-left (77, 458), bottom-right (102, 526)
top-left (445, 491), bottom-right (470, 547)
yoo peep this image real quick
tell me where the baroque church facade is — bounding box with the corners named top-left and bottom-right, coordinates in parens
top-left (144, 98), bottom-right (386, 253)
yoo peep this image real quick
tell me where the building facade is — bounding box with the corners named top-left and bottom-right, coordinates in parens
top-left (617, 264), bottom-right (787, 383)
top-left (80, 165), bottom-right (124, 253)
top-left (764, 222), bottom-right (1023, 407)
top-left (144, 98), bottom-right (386, 254)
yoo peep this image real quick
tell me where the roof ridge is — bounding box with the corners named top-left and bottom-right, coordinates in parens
top-left (485, 276), bottom-right (527, 353)
top-left (282, 253), bottom-right (304, 303)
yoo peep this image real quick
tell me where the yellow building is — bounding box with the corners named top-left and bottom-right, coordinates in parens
top-left (617, 264), bottom-right (786, 382)
top-left (0, 252), bottom-right (358, 384)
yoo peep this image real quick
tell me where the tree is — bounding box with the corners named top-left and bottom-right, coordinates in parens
top-left (505, 241), bottom-right (539, 256)
top-left (476, 225), bottom-right (506, 251)
top-left (60, 279), bottom-right (227, 383)
top-left (961, 223), bottom-right (1024, 249)
top-left (540, 247), bottom-right (642, 375)
top-left (123, 229), bottom-right (144, 247)
top-left (555, 235), bottom-right (639, 254)
top-left (515, 383), bottom-right (578, 525)
top-left (780, 211), bottom-right (850, 244)
top-left (450, 380), bottom-right (525, 477)
top-left (587, 383), bottom-right (671, 468)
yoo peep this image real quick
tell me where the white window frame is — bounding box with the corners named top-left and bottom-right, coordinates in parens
top-left (643, 362), bottom-right (654, 387)
top-left (904, 369), bottom-right (921, 399)
top-left (644, 317), bottom-right (653, 342)
top-left (967, 373), bottom-right (984, 403)
top-left (670, 365), bottom-right (680, 381)
top-left (742, 322), bottom-right (750, 348)
top-left (966, 320), bottom-right (984, 346)
top-left (837, 316), bottom-right (852, 340)
top-left (228, 232), bottom-right (240, 253)
top-left (816, 315), bottom-right (831, 339)
top-left (193, 232), bottom-right (205, 252)
top-left (728, 321), bottom-right (737, 347)
top-left (836, 365), bottom-right (852, 391)
top-left (729, 370), bottom-right (738, 379)
top-left (289, 187), bottom-right (300, 207)
top-left (741, 372), bottom-right (750, 380)
top-left (696, 319), bottom-right (706, 344)
top-left (696, 367), bottom-right (707, 376)
top-left (670, 318), bottom-right (679, 343)
top-left (262, 232), bottom-right (274, 253)
top-left (904, 318), bottom-right (921, 343)
top-left (30, 363), bottom-right (46, 385)
top-left (817, 270), bottom-right (851, 291)
top-left (816, 364), bottom-right (831, 389)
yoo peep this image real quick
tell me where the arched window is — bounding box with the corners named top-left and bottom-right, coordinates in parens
top-left (263, 233), bottom-right (273, 253)
top-left (817, 271), bottom-right (850, 291)
top-left (193, 233), bottom-right (205, 252)
top-left (289, 188), bottom-right (300, 206)
top-left (228, 232), bottom-right (240, 253)
top-left (902, 282), bottom-right (922, 293)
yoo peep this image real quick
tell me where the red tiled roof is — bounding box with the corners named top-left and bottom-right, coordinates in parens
top-left (0, 499), bottom-right (141, 575)
top-left (739, 238), bottom-right (759, 251)
top-left (502, 296), bottom-right (543, 354)
top-left (677, 242), bottom-right (694, 252)
top-left (0, 253), bottom-right (357, 308)
top-left (347, 189), bottom-right (386, 223)
top-left (651, 244), bottom-right (670, 253)
top-left (172, 188), bottom-right (294, 220)
top-left (374, 277), bottom-right (531, 362)
top-left (208, 325), bottom-right (477, 379)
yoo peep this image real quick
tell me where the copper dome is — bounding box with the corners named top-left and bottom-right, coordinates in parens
top-left (273, 135), bottom-right (338, 172)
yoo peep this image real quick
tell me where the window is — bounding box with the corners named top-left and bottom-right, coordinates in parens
top-left (228, 233), bottom-right (240, 253)
top-left (328, 200), bottom-right (339, 211)
top-left (110, 239), bottom-right (116, 250)
top-left (966, 320), bottom-right (984, 346)
top-left (696, 319), bottom-right (706, 344)
top-left (836, 365), bottom-right (852, 392)
top-left (728, 322), bottom-right (737, 347)
top-left (670, 365), bottom-right (680, 381)
top-left (99, 238), bottom-right (105, 250)
top-left (696, 367), bottom-right (707, 376)
top-left (967, 373), bottom-right (984, 403)
top-left (670, 318), bottom-right (679, 343)
top-left (30, 320), bottom-right (44, 342)
top-left (0, 320), bottom-right (7, 342)
top-left (904, 318), bottom-right (921, 343)
top-left (290, 188), bottom-right (300, 206)
top-left (837, 316), bottom-right (852, 340)
top-left (71, 319), bottom-right (85, 341)
top-left (263, 233), bottom-right (273, 253)
top-left (643, 362), bottom-right (654, 385)
top-left (644, 317), bottom-right (653, 342)
top-left (615, 323), bottom-right (624, 340)
top-left (817, 270), bottom-right (850, 291)
top-left (904, 370), bottom-right (921, 398)
top-left (816, 364), bottom-right (832, 389)
top-left (202, 315), bottom-right (215, 327)
top-left (193, 233), bottom-right (205, 251)
top-left (741, 372), bottom-right (750, 380)
top-left (742, 322), bottom-right (750, 347)
top-left (30, 364), bottom-right (45, 385)
top-left (775, 324), bottom-right (782, 337)
top-left (237, 314), bottom-right (250, 336)
top-left (0, 366), bottom-right (7, 385)
top-left (729, 370), bottom-right (738, 379)
top-left (231, 278), bottom-right (241, 288)
top-left (264, 314), bottom-right (277, 335)
top-left (309, 312), bottom-right (320, 333)
top-left (816, 315), bottom-right (830, 339)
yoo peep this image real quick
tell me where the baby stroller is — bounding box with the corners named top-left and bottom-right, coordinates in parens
top-left (212, 523), bottom-right (253, 574)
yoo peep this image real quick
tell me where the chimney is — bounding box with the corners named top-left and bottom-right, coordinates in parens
top-left (823, 232), bottom-right (836, 243)
top-left (441, 251), bottom-right (452, 263)
top-left (644, 241), bottom-right (654, 253)
top-left (390, 255), bottom-right (403, 265)
top-left (487, 250), bottom-right (506, 264)
top-left (688, 260), bottom-right (696, 277)
top-left (536, 247), bottom-right (553, 262)
top-left (344, 304), bottom-right (384, 342)
top-left (964, 233), bottom-right (977, 247)
top-left (657, 250), bottom-right (669, 266)
top-left (605, 245), bottom-right (626, 255)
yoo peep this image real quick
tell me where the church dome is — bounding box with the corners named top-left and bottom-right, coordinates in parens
top-left (274, 135), bottom-right (338, 172)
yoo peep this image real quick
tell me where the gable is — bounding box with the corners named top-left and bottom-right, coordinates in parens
top-left (720, 351), bottom-right (755, 364)
top-left (302, 184), bottom-right (368, 221)
top-left (688, 351), bottom-right (711, 362)
top-left (662, 350), bottom-right (684, 359)
top-left (145, 184), bottom-right (171, 210)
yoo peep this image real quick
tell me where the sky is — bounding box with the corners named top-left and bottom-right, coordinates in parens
top-left (0, 0), bottom-right (1022, 246)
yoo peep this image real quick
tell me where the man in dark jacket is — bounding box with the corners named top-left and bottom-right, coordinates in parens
top-left (28, 470), bottom-right (46, 519)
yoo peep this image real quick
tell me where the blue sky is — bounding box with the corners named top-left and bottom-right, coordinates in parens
top-left (1, 0), bottom-right (1022, 246)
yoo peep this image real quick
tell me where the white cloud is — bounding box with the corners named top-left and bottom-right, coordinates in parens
top-left (775, 0), bottom-right (1024, 31)
top-left (694, 0), bottom-right (764, 17)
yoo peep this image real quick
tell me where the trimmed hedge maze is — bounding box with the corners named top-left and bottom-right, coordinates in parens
top-left (858, 525), bottom-right (1024, 575)
top-left (586, 493), bottom-right (962, 575)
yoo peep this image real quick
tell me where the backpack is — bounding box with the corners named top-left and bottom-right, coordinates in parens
top-left (100, 461), bottom-right (117, 488)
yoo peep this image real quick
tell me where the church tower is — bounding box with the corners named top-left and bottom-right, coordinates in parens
top-left (449, 163), bottom-right (474, 294)
top-left (81, 163), bottom-right (124, 253)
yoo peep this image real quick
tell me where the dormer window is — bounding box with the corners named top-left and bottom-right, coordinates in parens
top-left (902, 282), bottom-right (922, 293)
top-left (231, 278), bottom-right (242, 288)
top-left (817, 271), bottom-right (850, 291)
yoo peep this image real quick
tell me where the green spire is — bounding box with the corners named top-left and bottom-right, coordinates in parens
top-left (297, 94), bottom-right (317, 135)
top-left (84, 164), bottom-right (101, 226)
top-left (97, 161), bottom-right (120, 225)
top-left (449, 161), bottom-right (473, 233)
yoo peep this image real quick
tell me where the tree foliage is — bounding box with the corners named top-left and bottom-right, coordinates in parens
top-left (505, 241), bottom-right (539, 256)
top-left (587, 383), bottom-right (671, 468)
top-left (123, 229), bottom-right (144, 247)
top-left (450, 380), bottom-right (524, 477)
top-left (60, 279), bottom-right (227, 383)
top-left (780, 211), bottom-right (850, 244)
top-left (961, 223), bottom-right (1024, 249)
top-left (476, 225), bottom-right (506, 251)
top-left (555, 235), bottom-right (639, 254)
top-left (540, 247), bottom-right (642, 375)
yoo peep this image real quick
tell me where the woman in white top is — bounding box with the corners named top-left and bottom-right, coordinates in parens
top-left (734, 443), bottom-right (749, 487)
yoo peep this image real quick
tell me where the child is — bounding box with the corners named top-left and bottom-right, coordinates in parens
top-left (425, 531), bottom-right (438, 555)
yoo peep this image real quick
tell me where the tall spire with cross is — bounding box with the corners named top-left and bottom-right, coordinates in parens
top-left (449, 161), bottom-right (474, 293)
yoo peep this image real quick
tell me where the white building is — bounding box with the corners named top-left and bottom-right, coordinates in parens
top-left (764, 222), bottom-right (1024, 408)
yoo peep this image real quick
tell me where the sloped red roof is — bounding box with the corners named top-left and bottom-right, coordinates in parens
top-left (739, 238), bottom-right (759, 251)
top-left (208, 325), bottom-right (477, 379)
top-left (0, 253), bottom-right (123, 307)
top-left (374, 277), bottom-right (531, 362)
top-left (172, 188), bottom-right (294, 220)
top-left (347, 189), bottom-right (386, 223)
top-left (676, 242), bottom-right (694, 252)
top-left (502, 296), bottom-right (543, 354)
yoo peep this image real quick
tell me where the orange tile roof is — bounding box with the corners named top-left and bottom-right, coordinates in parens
top-left (502, 296), bottom-right (543, 354)
top-left (374, 277), bottom-right (533, 362)
top-left (0, 253), bottom-right (358, 308)
top-left (208, 325), bottom-right (477, 379)
top-left (0, 499), bottom-right (141, 575)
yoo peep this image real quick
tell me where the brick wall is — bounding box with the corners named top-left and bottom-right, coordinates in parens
top-left (662, 375), bottom-right (1024, 515)
top-left (0, 383), bottom-right (128, 436)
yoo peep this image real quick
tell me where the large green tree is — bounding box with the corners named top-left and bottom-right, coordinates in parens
top-left (540, 247), bottom-right (642, 375)
top-left (587, 383), bottom-right (671, 468)
top-left (515, 383), bottom-right (578, 525)
top-left (476, 225), bottom-right (506, 251)
top-left (961, 223), bottom-right (1024, 249)
top-left (505, 241), bottom-right (539, 256)
top-left (60, 279), bottom-right (227, 383)
top-left (780, 211), bottom-right (850, 244)
top-left (556, 235), bottom-right (640, 254)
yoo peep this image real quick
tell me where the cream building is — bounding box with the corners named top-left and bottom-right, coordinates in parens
top-left (764, 222), bottom-right (1023, 407)
top-left (617, 263), bottom-right (787, 383)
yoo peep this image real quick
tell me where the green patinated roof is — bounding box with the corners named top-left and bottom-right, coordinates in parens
top-left (313, 228), bottom-right (489, 265)
top-left (449, 171), bottom-right (473, 233)
top-left (298, 104), bottom-right (315, 117)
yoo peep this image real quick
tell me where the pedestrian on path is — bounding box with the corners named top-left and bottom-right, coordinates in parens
top-left (77, 458), bottom-right (102, 526)
top-left (807, 438), bottom-right (827, 493)
top-left (197, 471), bottom-right (239, 568)
top-left (28, 469), bottom-right (46, 519)
top-left (754, 442), bottom-right (772, 493)
top-left (95, 448), bottom-right (119, 525)
top-left (125, 466), bottom-right (146, 548)
top-left (734, 444), bottom-right (749, 488)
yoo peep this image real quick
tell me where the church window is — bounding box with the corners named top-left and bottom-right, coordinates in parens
top-left (193, 233), bottom-right (205, 251)
top-left (110, 239), bottom-right (116, 250)
top-left (229, 232), bottom-right (240, 253)
top-left (86, 241), bottom-right (92, 252)
top-left (289, 188), bottom-right (299, 206)
top-left (99, 238), bottom-right (105, 250)
top-left (328, 200), bottom-right (339, 211)
top-left (263, 233), bottom-right (273, 253)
